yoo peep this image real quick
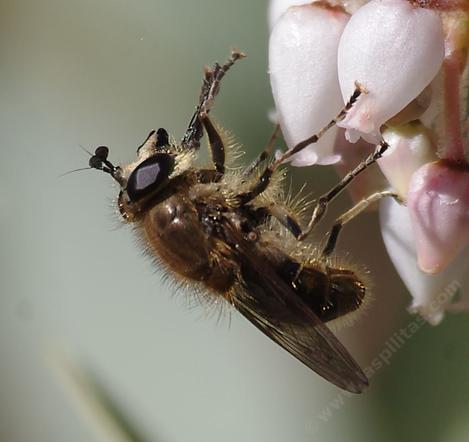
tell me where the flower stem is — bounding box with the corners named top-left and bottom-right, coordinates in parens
top-left (442, 51), bottom-right (466, 162)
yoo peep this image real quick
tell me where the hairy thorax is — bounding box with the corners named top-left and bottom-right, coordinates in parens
top-left (141, 190), bottom-right (238, 294)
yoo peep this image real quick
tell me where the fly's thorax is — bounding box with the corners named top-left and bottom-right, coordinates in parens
top-left (141, 192), bottom-right (212, 281)
top-left (145, 193), bottom-right (198, 234)
top-left (140, 191), bottom-right (238, 294)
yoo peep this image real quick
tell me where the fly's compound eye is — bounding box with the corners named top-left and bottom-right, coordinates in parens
top-left (126, 153), bottom-right (175, 202)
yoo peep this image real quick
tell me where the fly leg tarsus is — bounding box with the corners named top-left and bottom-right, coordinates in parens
top-left (322, 190), bottom-right (401, 256)
top-left (182, 49), bottom-right (245, 151)
top-left (297, 140), bottom-right (391, 241)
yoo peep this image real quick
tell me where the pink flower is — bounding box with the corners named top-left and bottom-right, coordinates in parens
top-left (407, 161), bottom-right (469, 274)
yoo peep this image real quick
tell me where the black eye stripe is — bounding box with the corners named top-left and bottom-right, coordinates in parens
top-left (126, 153), bottom-right (174, 202)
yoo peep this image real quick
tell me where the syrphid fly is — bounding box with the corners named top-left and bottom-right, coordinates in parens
top-left (86, 50), bottom-right (396, 393)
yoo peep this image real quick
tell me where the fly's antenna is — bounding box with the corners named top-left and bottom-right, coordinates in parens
top-left (62, 144), bottom-right (124, 185)
top-left (58, 167), bottom-right (93, 178)
top-left (59, 144), bottom-right (95, 177)
top-left (79, 144), bottom-right (94, 156)
top-left (87, 145), bottom-right (125, 186)
top-left (79, 145), bottom-right (116, 177)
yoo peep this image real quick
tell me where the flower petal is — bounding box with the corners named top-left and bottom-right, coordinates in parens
top-left (268, 0), bottom-right (369, 28)
top-left (268, 0), bottom-right (314, 29)
top-left (378, 122), bottom-right (438, 199)
top-left (269, 3), bottom-right (350, 165)
top-left (380, 197), bottom-right (469, 325)
top-left (337, 0), bottom-right (445, 142)
top-left (407, 161), bottom-right (469, 274)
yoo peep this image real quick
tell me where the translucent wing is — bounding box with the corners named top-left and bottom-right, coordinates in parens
top-left (225, 224), bottom-right (368, 393)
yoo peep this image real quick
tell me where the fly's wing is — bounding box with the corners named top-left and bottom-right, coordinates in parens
top-left (225, 224), bottom-right (368, 393)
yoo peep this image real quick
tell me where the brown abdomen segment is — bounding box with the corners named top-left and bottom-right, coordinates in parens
top-left (278, 257), bottom-right (366, 322)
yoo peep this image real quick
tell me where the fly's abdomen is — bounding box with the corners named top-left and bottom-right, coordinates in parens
top-left (277, 256), bottom-right (366, 322)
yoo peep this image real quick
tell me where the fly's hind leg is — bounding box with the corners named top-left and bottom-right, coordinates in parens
top-left (297, 140), bottom-right (391, 240)
top-left (255, 204), bottom-right (303, 239)
top-left (182, 49), bottom-right (245, 151)
top-left (255, 190), bottom-right (401, 257)
top-left (322, 190), bottom-right (401, 256)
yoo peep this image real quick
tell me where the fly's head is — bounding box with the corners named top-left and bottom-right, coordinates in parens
top-left (89, 128), bottom-right (189, 222)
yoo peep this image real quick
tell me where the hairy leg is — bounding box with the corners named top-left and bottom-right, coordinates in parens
top-left (181, 49), bottom-right (245, 151)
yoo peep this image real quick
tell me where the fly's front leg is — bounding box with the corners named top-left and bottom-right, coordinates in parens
top-left (235, 82), bottom-right (366, 205)
top-left (199, 49), bottom-right (245, 114)
top-left (200, 112), bottom-right (225, 177)
top-left (192, 113), bottom-right (226, 184)
top-left (297, 139), bottom-right (390, 241)
top-left (322, 190), bottom-right (401, 256)
top-left (182, 49), bottom-right (245, 151)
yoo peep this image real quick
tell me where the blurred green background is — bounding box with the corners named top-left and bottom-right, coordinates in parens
top-left (1, 1), bottom-right (469, 441)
